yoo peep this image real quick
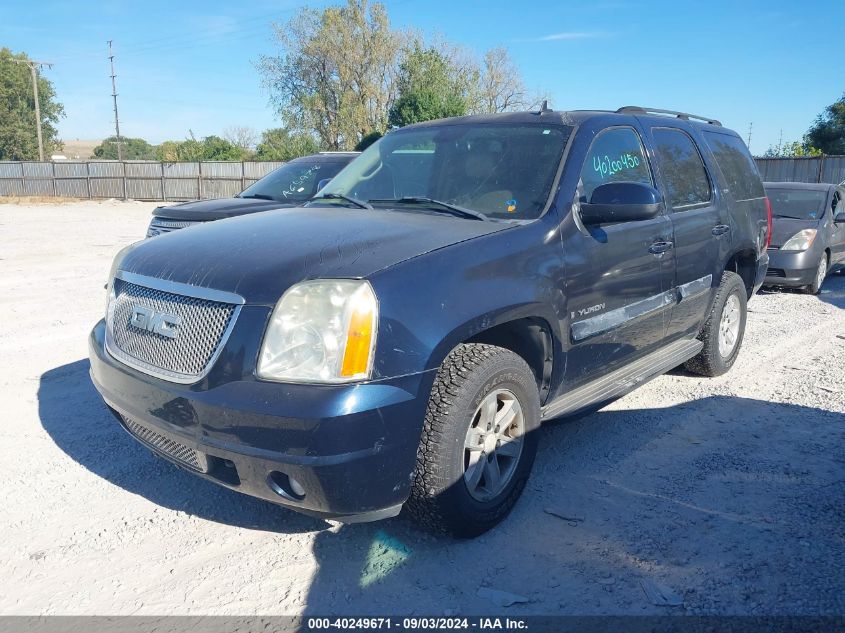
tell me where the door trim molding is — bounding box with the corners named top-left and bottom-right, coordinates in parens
top-left (570, 274), bottom-right (713, 342)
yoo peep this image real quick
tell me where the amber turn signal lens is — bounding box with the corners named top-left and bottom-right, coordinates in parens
top-left (340, 294), bottom-right (376, 378)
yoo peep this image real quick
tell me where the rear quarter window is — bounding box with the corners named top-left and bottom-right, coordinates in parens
top-left (703, 131), bottom-right (764, 201)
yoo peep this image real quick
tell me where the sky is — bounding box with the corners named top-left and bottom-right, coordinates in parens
top-left (2, 0), bottom-right (842, 154)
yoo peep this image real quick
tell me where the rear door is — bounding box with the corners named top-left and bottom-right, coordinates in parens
top-left (645, 125), bottom-right (730, 338)
top-left (560, 123), bottom-right (674, 387)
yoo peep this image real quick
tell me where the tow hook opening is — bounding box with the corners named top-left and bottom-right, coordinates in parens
top-left (267, 471), bottom-right (306, 501)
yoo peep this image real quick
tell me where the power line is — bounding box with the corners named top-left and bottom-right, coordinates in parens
top-left (11, 58), bottom-right (53, 161)
top-left (108, 40), bottom-right (123, 160)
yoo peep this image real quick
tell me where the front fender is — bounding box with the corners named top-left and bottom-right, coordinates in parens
top-left (368, 219), bottom-right (566, 380)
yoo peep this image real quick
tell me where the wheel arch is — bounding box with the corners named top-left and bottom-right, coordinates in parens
top-left (724, 248), bottom-right (758, 298)
top-left (427, 309), bottom-right (561, 406)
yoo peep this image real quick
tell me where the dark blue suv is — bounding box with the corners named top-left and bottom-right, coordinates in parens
top-left (89, 106), bottom-right (770, 537)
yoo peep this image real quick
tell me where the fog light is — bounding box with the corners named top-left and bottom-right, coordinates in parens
top-left (267, 471), bottom-right (306, 501)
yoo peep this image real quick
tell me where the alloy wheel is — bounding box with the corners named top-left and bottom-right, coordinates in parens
top-left (718, 293), bottom-right (741, 358)
top-left (463, 389), bottom-right (525, 501)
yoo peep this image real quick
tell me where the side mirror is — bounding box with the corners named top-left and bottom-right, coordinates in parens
top-left (834, 210), bottom-right (845, 223)
top-left (580, 182), bottom-right (663, 224)
top-left (316, 178), bottom-right (332, 192)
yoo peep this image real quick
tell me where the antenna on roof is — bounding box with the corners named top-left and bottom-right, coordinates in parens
top-left (537, 100), bottom-right (552, 115)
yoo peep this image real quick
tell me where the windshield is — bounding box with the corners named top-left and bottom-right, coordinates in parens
top-left (239, 160), bottom-right (346, 203)
top-left (767, 188), bottom-right (827, 220)
top-left (319, 123), bottom-right (572, 220)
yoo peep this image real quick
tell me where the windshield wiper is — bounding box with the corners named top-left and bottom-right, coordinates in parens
top-left (310, 193), bottom-right (373, 210)
top-left (237, 193), bottom-right (278, 201)
top-left (369, 197), bottom-right (487, 221)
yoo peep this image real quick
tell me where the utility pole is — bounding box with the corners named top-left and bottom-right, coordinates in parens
top-left (746, 122), bottom-right (753, 152)
top-left (108, 40), bottom-right (123, 160)
top-left (11, 58), bottom-right (53, 161)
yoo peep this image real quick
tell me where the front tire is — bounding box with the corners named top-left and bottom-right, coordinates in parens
top-left (684, 271), bottom-right (747, 377)
top-left (804, 254), bottom-right (828, 295)
top-left (406, 344), bottom-right (540, 537)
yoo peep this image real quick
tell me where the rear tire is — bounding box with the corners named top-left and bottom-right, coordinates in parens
top-left (684, 271), bottom-right (747, 377)
top-left (406, 343), bottom-right (540, 538)
top-left (804, 254), bottom-right (828, 295)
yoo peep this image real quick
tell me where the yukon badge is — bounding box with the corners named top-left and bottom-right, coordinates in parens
top-left (129, 305), bottom-right (182, 339)
top-left (571, 303), bottom-right (606, 320)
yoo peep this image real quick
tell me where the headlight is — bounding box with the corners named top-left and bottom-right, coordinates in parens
top-left (257, 280), bottom-right (378, 383)
top-left (780, 228), bottom-right (817, 251)
top-left (105, 243), bottom-right (137, 318)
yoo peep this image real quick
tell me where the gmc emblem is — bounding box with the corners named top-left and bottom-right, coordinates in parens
top-left (129, 305), bottom-right (182, 339)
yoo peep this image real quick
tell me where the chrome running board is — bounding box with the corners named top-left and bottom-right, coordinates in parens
top-left (541, 338), bottom-right (703, 420)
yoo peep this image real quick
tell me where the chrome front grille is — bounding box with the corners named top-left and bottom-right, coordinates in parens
top-left (147, 218), bottom-right (200, 237)
top-left (106, 274), bottom-right (240, 383)
top-left (122, 417), bottom-right (206, 472)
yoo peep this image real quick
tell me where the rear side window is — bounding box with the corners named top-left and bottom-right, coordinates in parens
top-left (652, 128), bottom-right (711, 209)
top-left (703, 132), bottom-right (764, 201)
top-left (578, 127), bottom-right (653, 201)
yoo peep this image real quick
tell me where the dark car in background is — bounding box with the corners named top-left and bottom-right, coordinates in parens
top-left (146, 152), bottom-right (359, 237)
top-left (763, 182), bottom-right (845, 293)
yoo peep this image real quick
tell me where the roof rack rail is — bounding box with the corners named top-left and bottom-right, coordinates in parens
top-left (616, 106), bottom-right (722, 127)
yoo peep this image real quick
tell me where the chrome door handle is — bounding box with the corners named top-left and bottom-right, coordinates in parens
top-left (649, 241), bottom-right (674, 254)
top-left (712, 224), bottom-right (731, 236)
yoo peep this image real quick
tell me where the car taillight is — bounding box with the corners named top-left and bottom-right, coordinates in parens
top-left (764, 196), bottom-right (773, 249)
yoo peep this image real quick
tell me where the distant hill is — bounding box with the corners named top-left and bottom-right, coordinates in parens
top-left (59, 139), bottom-right (101, 160)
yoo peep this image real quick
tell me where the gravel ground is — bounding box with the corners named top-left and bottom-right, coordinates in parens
top-left (1, 200), bottom-right (843, 616)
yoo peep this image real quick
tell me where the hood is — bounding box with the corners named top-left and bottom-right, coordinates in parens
top-left (770, 216), bottom-right (821, 248)
top-left (153, 197), bottom-right (297, 221)
top-left (120, 207), bottom-right (513, 304)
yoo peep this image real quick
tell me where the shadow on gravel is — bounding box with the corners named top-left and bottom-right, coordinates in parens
top-left (37, 359), bottom-right (325, 533)
top-left (299, 396), bottom-right (845, 616)
top-left (817, 271), bottom-right (845, 309)
top-left (758, 268), bottom-right (845, 310)
top-left (38, 361), bottom-right (845, 616)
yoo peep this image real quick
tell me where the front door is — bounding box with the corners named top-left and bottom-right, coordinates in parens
top-left (560, 124), bottom-right (674, 388)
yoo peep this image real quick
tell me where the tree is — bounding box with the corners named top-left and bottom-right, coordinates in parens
top-left (806, 93), bottom-right (845, 155)
top-left (387, 42), bottom-right (473, 128)
top-left (224, 126), bottom-right (258, 154)
top-left (92, 136), bottom-right (156, 160)
top-left (474, 47), bottom-right (532, 113)
top-left (762, 139), bottom-right (822, 158)
top-left (0, 48), bottom-right (65, 160)
top-left (153, 133), bottom-right (249, 162)
top-left (199, 135), bottom-right (248, 160)
top-left (155, 141), bottom-right (181, 162)
top-left (254, 127), bottom-right (320, 160)
top-left (257, 0), bottom-right (403, 150)
top-left (354, 131), bottom-right (382, 151)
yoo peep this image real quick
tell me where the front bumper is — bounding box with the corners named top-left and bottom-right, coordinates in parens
top-left (763, 247), bottom-right (821, 287)
top-left (88, 319), bottom-right (434, 522)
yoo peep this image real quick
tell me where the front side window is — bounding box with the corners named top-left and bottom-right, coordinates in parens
top-left (319, 123), bottom-right (572, 220)
top-left (652, 128), bottom-right (711, 209)
top-left (240, 160), bottom-right (346, 203)
top-left (578, 127), bottom-right (652, 202)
